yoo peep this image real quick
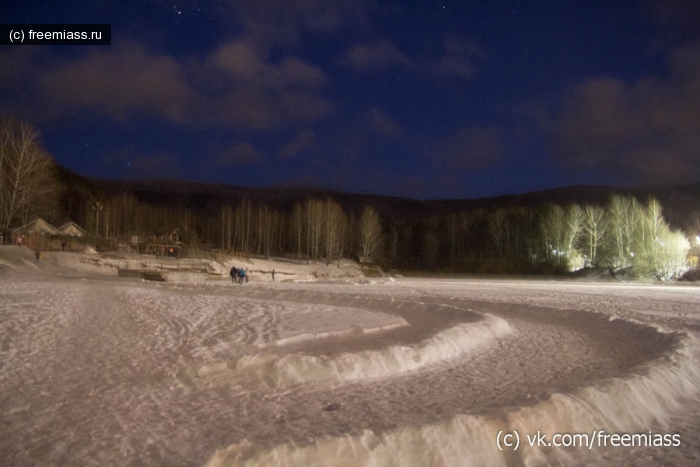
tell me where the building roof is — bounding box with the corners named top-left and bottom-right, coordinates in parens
top-left (12, 218), bottom-right (61, 236)
top-left (57, 221), bottom-right (87, 236)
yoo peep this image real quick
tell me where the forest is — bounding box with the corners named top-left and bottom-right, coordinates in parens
top-left (3, 119), bottom-right (699, 279)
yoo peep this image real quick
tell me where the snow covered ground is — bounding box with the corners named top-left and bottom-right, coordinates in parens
top-left (1, 246), bottom-right (699, 466)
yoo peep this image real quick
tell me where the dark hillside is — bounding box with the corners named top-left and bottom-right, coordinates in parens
top-left (81, 177), bottom-right (700, 229)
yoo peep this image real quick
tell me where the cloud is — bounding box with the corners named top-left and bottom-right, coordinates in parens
top-left (211, 88), bottom-right (332, 130)
top-left (0, 47), bottom-right (36, 90)
top-left (432, 126), bottom-right (503, 171)
top-left (4, 39), bottom-right (333, 131)
top-left (367, 108), bottom-right (403, 139)
top-left (216, 142), bottom-right (265, 166)
top-left (338, 35), bottom-right (486, 80)
top-left (278, 130), bottom-right (315, 159)
top-left (210, 40), bottom-right (328, 88)
top-left (39, 43), bottom-right (192, 123)
top-left (550, 41), bottom-right (700, 184)
top-left (338, 40), bottom-right (411, 71)
top-left (205, 40), bottom-right (333, 129)
top-left (434, 36), bottom-right (487, 79)
top-left (226, 0), bottom-right (371, 47)
top-left (0, 48), bottom-right (43, 120)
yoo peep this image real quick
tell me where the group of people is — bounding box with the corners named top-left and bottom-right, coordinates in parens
top-left (229, 266), bottom-right (277, 284)
top-left (230, 266), bottom-right (248, 284)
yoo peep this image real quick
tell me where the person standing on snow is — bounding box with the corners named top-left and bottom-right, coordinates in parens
top-left (230, 266), bottom-right (238, 283)
top-left (238, 268), bottom-right (248, 284)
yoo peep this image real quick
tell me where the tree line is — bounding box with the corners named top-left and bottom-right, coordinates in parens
top-left (2, 119), bottom-right (697, 279)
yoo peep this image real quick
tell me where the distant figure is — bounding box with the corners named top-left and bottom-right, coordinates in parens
top-left (17, 236), bottom-right (22, 246)
top-left (35, 250), bottom-right (40, 261)
top-left (271, 269), bottom-right (275, 282)
top-left (230, 266), bottom-right (238, 283)
top-left (62, 241), bottom-right (67, 252)
top-left (238, 268), bottom-right (248, 284)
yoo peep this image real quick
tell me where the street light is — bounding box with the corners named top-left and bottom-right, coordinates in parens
top-left (92, 201), bottom-right (103, 236)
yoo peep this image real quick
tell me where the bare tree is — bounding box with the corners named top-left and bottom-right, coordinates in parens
top-left (606, 195), bottom-right (641, 268)
top-left (583, 205), bottom-right (606, 265)
top-left (322, 199), bottom-right (347, 265)
top-left (632, 197), bottom-right (689, 280)
top-left (540, 204), bottom-right (564, 261)
top-left (655, 228), bottom-right (690, 280)
top-left (389, 223), bottom-right (399, 269)
top-left (234, 199), bottom-right (252, 255)
top-left (290, 202), bottom-right (305, 263)
top-left (220, 203), bottom-right (233, 250)
top-left (563, 204), bottom-right (585, 255)
top-left (634, 197), bottom-right (666, 277)
top-left (258, 204), bottom-right (280, 259)
top-left (0, 120), bottom-right (58, 234)
top-left (305, 199), bottom-right (324, 262)
top-left (486, 209), bottom-right (508, 258)
top-left (357, 206), bottom-right (383, 263)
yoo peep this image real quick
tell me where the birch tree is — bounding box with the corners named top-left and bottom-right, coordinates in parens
top-left (562, 204), bottom-right (585, 255)
top-left (606, 195), bottom-right (641, 268)
top-left (540, 204), bottom-right (565, 261)
top-left (583, 205), bottom-right (606, 265)
top-left (322, 199), bottom-right (347, 265)
top-left (632, 197), bottom-right (689, 279)
top-left (290, 202), bottom-right (305, 262)
top-left (486, 209), bottom-right (508, 258)
top-left (305, 199), bottom-right (324, 262)
top-left (0, 120), bottom-right (58, 234)
top-left (357, 206), bottom-right (383, 263)
top-left (220, 203), bottom-right (233, 250)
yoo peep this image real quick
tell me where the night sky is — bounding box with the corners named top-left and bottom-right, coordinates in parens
top-left (1, 1), bottom-right (699, 199)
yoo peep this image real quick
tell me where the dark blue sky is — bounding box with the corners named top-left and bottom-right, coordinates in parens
top-left (1, 0), bottom-right (699, 199)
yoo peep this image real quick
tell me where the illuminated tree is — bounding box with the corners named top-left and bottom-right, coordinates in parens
top-left (583, 205), bottom-right (606, 265)
top-left (539, 204), bottom-right (565, 262)
top-left (603, 195), bottom-right (641, 269)
top-left (632, 197), bottom-right (689, 280)
top-left (538, 204), bottom-right (585, 269)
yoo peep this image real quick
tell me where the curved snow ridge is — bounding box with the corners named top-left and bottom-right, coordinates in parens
top-left (502, 311), bottom-right (700, 465)
top-left (181, 312), bottom-right (512, 391)
top-left (510, 329), bottom-right (699, 466)
top-left (202, 315), bottom-right (700, 467)
top-left (205, 415), bottom-right (504, 467)
top-left (255, 321), bottom-right (409, 348)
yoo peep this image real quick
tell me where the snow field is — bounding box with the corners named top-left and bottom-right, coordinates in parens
top-left (2, 249), bottom-right (700, 466)
top-left (203, 286), bottom-right (700, 467)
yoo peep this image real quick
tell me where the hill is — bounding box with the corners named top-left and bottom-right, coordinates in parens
top-left (74, 174), bottom-right (700, 230)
